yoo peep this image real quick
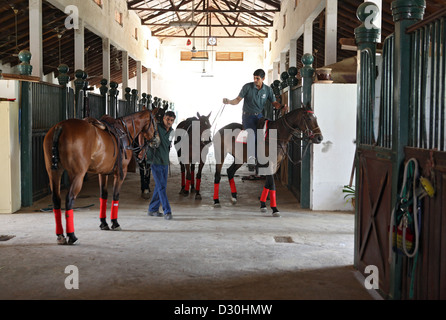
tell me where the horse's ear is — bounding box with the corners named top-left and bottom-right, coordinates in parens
top-left (207, 112), bottom-right (212, 119)
top-left (197, 112), bottom-right (201, 118)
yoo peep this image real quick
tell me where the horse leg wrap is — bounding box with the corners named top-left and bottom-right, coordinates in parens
top-left (270, 190), bottom-right (277, 208)
top-left (65, 209), bottom-right (75, 235)
top-left (213, 183), bottom-right (220, 201)
top-left (196, 179), bottom-right (201, 192)
top-left (181, 172), bottom-right (186, 188)
top-left (185, 180), bottom-right (191, 192)
top-left (111, 201), bottom-right (119, 220)
top-left (54, 209), bottom-right (64, 235)
top-left (260, 188), bottom-right (270, 203)
top-left (229, 178), bottom-right (237, 194)
top-left (99, 198), bottom-right (107, 219)
top-left (191, 171), bottom-right (195, 188)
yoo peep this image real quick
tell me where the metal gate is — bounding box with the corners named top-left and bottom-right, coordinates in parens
top-left (354, 1), bottom-right (446, 299)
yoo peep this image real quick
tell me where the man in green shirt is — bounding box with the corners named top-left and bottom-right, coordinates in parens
top-left (147, 111), bottom-right (176, 220)
top-left (223, 69), bottom-right (281, 170)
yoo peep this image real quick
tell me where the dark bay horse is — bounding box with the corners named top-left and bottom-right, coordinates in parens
top-left (174, 112), bottom-right (212, 200)
top-left (213, 107), bottom-right (323, 216)
top-left (43, 110), bottom-right (160, 245)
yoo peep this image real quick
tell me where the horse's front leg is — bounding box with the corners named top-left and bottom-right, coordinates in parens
top-left (110, 171), bottom-right (127, 231)
top-left (195, 162), bottom-right (204, 200)
top-left (98, 174), bottom-right (110, 230)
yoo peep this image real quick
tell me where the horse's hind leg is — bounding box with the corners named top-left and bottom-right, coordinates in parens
top-left (190, 164), bottom-right (196, 191)
top-left (64, 172), bottom-right (87, 245)
top-left (179, 162), bottom-right (186, 194)
top-left (49, 169), bottom-right (67, 245)
top-left (182, 164), bottom-right (191, 196)
top-left (109, 171), bottom-right (128, 231)
top-left (98, 174), bottom-right (110, 231)
top-left (227, 162), bottom-right (243, 204)
top-left (195, 162), bottom-right (204, 200)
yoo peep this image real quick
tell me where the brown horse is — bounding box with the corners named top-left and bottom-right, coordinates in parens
top-left (213, 106), bottom-right (323, 216)
top-left (174, 112), bottom-right (212, 200)
top-left (43, 110), bottom-right (160, 245)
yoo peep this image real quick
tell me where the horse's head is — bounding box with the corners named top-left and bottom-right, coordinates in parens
top-left (297, 106), bottom-right (323, 144)
top-left (140, 110), bottom-right (160, 149)
top-left (152, 105), bottom-right (166, 123)
top-left (197, 112), bottom-right (212, 144)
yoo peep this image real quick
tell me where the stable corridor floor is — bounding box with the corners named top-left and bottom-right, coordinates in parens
top-left (0, 160), bottom-right (377, 300)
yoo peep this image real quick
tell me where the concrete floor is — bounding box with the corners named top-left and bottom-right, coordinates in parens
top-left (0, 158), bottom-right (378, 301)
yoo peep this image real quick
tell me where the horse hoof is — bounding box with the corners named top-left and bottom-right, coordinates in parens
top-left (214, 201), bottom-right (221, 208)
top-left (67, 234), bottom-right (79, 245)
top-left (57, 235), bottom-right (67, 245)
top-left (260, 207), bottom-right (268, 213)
top-left (111, 225), bottom-right (122, 231)
top-left (195, 194), bottom-right (202, 200)
top-left (231, 198), bottom-right (237, 205)
top-left (100, 223), bottom-right (110, 231)
top-left (272, 212), bottom-right (281, 218)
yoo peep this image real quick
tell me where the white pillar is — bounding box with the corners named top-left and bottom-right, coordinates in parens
top-left (303, 19), bottom-right (313, 57)
top-left (273, 62), bottom-right (280, 81)
top-left (121, 51), bottom-right (129, 99)
top-left (146, 68), bottom-right (152, 95)
top-left (289, 39), bottom-right (298, 68)
top-left (325, 0), bottom-right (338, 66)
top-left (280, 52), bottom-right (287, 76)
top-left (136, 60), bottom-right (142, 97)
top-left (74, 18), bottom-right (84, 71)
top-left (102, 37), bottom-right (110, 84)
top-left (29, 0), bottom-right (43, 79)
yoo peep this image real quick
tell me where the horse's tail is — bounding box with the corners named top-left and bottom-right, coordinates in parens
top-left (51, 126), bottom-right (63, 171)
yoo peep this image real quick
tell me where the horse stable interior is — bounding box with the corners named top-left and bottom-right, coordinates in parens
top-left (1, 0), bottom-right (445, 301)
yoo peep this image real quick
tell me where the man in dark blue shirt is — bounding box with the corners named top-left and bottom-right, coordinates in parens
top-left (223, 69), bottom-right (281, 170)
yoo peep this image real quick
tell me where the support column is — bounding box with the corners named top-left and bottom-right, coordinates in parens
top-left (273, 62), bottom-right (280, 81)
top-left (303, 19), bottom-right (313, 57)
top-left (146, 68), bottom-right (152, 95)
top-left (389, 0), bottom-right (425, 300)
top-left (29, 0), bottom-right (43, 80)
top-left (122, 51), bottom-right (129, 99)
top-left (102, 37), bottom-right (111, 85)
top-left (136, 60), bottom-right (142, 97)
top-left (74, 18), bottom-right (85, 71)
top-left (280, 52), bottom-right (287, 76)
top-left (325, 0), bottom-right (338, 65)
top-left (289, 39), bottom-right (298, 68)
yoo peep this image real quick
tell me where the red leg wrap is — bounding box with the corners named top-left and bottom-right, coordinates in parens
top-left (270, 190), bottom-right (277, 208)
top-left (100, 198), bottom-right (107, 219)
top-left (214, 183), bottom-right (220, 200)
top-left (54, 209), bottom-right (64, 235)
top-left (196, 179), bottom-right (201, 192)
top-left (260, 188), bottom-right (270, 203)
top-left (65, 209), bottom-right (75, 234)
top-left (185, 180), bottom-right (191, 192)
top-left (181, 172), bottom-right (186, 187)
top-left (111, 201), bottom-right (119, 220)
top-left (229, 178), bottom-right (237, 194)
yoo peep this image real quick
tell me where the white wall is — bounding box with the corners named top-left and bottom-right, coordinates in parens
top-left (311, 83), bottom-right (357, 211)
